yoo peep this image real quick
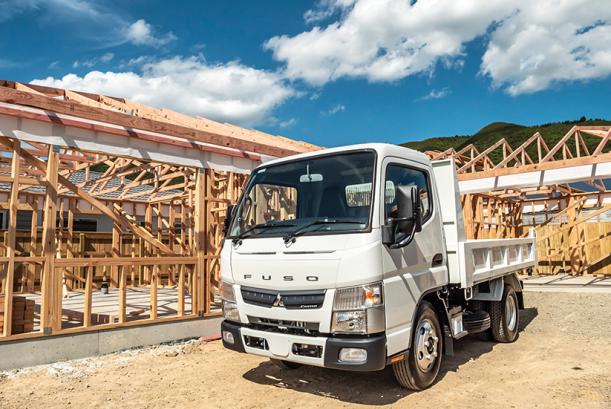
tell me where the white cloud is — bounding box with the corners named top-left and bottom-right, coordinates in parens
top-left (481, 1), bottom-right (611, 95)
top-left (0, 0), bottom-right (40, 22)
top-left (272, 117), bottom-right (297, 128)
top-left (31, 56), bottom-right (295, 126)
top-left (279, 118), bottom-right (297, 128)
top-left (418, 87), bottom-right (451, 101)
top-left (125, 19), bottom-right (176, 48)
top-left (0, 1), bottom-right (176, 48)
top-left (100, 52), bottom-right (114, 63)
top-left (309, 92), bottom-right (321, 101)
top-left (267, 0), bottom-right (611, 94)
top-left (321, 104), bottom-right (346, 116)
top-left (303, 0), bottom-right (356, 24)
top-left (267, 0), bottom-right (516, 86)
top-left (72, 52), bottom-right (114, 69)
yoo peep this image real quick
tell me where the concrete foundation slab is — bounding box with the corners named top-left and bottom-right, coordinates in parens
top-left (0, 317), bottom-right (222, 371)
top-left (521, 274), bottom-right (611, 294)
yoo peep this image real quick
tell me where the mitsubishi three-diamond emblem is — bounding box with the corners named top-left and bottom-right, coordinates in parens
top-left (272, 293), bottom-right (284, 307)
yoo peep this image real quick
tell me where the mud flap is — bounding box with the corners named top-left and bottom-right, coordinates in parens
top-left (443, 324), bottom-right (454, 356)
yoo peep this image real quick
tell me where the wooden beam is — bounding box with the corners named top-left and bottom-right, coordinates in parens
top-left (0, 102), bottom-right (263, 162)
top-left (40, 147), bottom-right (59, 333)
top-left (2, 139), bottom-right (20, 336)
top-left (459, 152), bottom-right (611, 181)
top-left (0, 84), bottom-right (303, 157)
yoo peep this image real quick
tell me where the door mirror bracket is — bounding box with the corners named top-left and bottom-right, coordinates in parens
top-left (382, 184), bottom-right (422, 248)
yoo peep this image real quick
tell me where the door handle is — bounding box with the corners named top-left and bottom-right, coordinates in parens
top-left (432, 253), bottom-right (443, 267)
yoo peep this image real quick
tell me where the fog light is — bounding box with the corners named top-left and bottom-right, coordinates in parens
top-left (222, 330), bottom-right (235, 345)
top-left (339, 348), bottom-right (367, 363)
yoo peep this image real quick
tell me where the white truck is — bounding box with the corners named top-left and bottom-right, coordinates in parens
top-left (220, 144), bottom-right (535, 390)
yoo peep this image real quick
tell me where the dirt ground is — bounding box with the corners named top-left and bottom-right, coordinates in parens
top-left (1, 291), bottom-right (609, 409)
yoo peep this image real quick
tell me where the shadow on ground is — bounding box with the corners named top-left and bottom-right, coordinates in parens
top-left (242, 307), bottom-right (538, 405)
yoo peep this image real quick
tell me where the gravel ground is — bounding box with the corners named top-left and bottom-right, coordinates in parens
top-left (1, 291), bottom-right (609, 409)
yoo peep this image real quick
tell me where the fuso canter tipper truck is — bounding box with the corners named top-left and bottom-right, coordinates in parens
top-left (220, 144), bottom-right (536, 390)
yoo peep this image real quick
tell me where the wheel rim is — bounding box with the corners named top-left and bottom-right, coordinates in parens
top-left (505, 293), bottom-right (517, 331)
top-left (415, 318), bottom-right (439, 372)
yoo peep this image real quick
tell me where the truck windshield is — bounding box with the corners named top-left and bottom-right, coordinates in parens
top-left (228, 151), bottom-right (376, 239)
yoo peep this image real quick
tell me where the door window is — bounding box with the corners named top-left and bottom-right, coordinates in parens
top-left (384, 164), bottom-right (432, 221)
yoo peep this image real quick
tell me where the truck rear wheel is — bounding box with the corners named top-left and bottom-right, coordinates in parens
top-left (489, 285), bottom-right (519, 343)
top-left (392, 301), bottom-right (443, 390)
top-left (270, 359), bottom-right (302, 370)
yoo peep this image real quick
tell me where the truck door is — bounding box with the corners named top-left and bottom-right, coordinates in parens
top-left (380, 157), bottom-right (448, 355)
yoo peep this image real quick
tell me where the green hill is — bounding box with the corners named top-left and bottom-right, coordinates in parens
top-left (401, 117), bottom-right (611, 163)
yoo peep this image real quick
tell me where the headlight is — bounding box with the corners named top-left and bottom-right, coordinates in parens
top-left (222, 300), bottom-right (240, 322)
top-left (332, 310), bottom-right (367, 333)
top-left (331, 283), bottom-right (384, 334)
top-left (220, 281), bottom-right (239, 322)
top-left (220, 280), bottom-right (236, 302)
top-left (333, 283), bottom-right (383, 310)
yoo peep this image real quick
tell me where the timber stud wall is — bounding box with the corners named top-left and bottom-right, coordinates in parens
top-left (0, 138), bottom-right (248, 340)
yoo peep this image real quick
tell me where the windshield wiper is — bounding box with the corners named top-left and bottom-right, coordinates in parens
top-left (232, 221), bottom-right (296, 244)
top-left (283, 218), bottom-right (364, 244)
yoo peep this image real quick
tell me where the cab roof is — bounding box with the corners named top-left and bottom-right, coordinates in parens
top-left (259, 143), bottom-right (431, 169)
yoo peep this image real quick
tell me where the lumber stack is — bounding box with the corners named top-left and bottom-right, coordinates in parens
top-left (0, 295), bottom-right (35, 334)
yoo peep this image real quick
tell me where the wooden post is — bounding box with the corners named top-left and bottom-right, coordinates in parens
top-left (41, 147), bottom-right (59, 333)
top-left (3, 140), bottom-right (20, 337)
top-left (78, 232), bottom-right (86, 290)
top-left (66, 200), bottom-right (74, 291)
top-left (150, 264), bottom-right (158, 320)
top-left (83, 265), bottom-right (93, 328)
top-left (144, 205), bottom-right (152, 283)
top-left (111, 222), bottom-right (121, 287)
top-left (178, 264), bottom-right (185, 316)
top-left (118, 265), bottom-right (126, 323)
top-left (194, 168), bottom-right (206, 315)
top-left (25, 197), bottom-right (38, 293)
top-left (567, 196), bottom-right (579, 274)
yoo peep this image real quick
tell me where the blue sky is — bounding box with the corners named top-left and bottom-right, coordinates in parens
top-left (1, 0), bottom-right (610, 147)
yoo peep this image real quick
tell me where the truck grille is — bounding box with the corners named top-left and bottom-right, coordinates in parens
top-left (247, 316), bottom-right (320, 336)
top-left (241, 286), bottom-right (326, 309)
top-left (248, 316), bottom-right (320, 331)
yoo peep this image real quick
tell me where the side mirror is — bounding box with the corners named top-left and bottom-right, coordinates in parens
top-left (396, 185), bottom-right (422, 234)
top-left (223, 204), bottom-right (236, 236)
top-left (382, 184), bottom-right (422, 248)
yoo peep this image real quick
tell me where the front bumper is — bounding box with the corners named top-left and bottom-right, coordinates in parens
top-left (221, 320), bottom-right (386, 372)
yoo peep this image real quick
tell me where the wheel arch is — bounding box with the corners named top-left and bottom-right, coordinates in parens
top-left (406, 288), bottom-right (450, 352)
top-left (503, 273), bottom-right (524, 310)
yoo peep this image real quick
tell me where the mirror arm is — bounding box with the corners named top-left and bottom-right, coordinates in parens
top-left (388, 221), bottom-right (418, 249)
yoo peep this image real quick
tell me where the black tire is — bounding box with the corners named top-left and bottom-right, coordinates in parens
top-left (392, 301), bottom-right (443, 390)
top-left (489, 285), bottom-right (520, 343)
top-left (470, 300), bottom-right (493, 341)
top-left (270, 359), bottom-right (302, 370)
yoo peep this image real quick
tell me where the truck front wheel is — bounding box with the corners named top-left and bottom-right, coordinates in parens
top-left (392, 301), bottom-right (443, 390)
top-left (489, 285), bottom-right (520, 343)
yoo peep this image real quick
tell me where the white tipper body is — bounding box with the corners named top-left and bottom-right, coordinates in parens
top-left (220, 144), bottom-right (536, 364)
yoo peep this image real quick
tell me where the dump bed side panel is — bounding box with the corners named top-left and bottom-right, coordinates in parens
top-left (461, 238), bottom-right (536, 287)
top-left (431, 159), bottom-right (466, 285)
top-left (432, 159), bottom-right (537, 288)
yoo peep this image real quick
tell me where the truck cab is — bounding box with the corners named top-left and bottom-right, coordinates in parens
top-left (220, 144), bottom-right (535, 390)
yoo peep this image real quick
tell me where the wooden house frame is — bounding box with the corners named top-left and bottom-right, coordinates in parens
top-left (0, 80), bottom-right (608, 343)
top-left (0, 81), bottom-right (318, 340)
top-left (427, 126), bottom-right (610, 277)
